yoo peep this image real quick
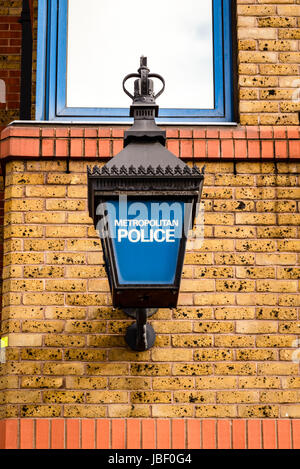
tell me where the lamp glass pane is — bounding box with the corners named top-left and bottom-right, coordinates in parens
top-left (104, 199), bottom-right (186, 285)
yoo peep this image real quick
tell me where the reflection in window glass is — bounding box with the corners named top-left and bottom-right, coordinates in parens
top-left (66, 0), bottom-right (214, 109)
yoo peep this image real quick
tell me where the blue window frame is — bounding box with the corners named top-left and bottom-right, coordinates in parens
top-left (36, 0), bottom-right (235, 123)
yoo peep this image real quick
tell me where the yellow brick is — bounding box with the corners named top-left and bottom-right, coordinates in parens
top-left (277, 5), bottom-right (300, 16)
top-left (258, 40), bottom-right (298, 52)
top-left (108, 349), bottom-right (150, 362)
top-left (257, 279), bottom-right (298, 292)
top-left (256, 335), bottom-right (297, 348)
top-left (21, 377), bottom-right (64, 389)
top-left (278, 268), bottom-right (300, 280)
top-left (45, 279), bottom-right (87, 292)
top-left (24, 239), bottom-right (65, 251)
top-left (173, 307), bottom-right (213, 320)
top-left (65, 265), bottom-right (105, 278)
top-left (130, 363), bottom-right (170, 376)
top-left (7, 198), bottom-right (44, 211)
top-left (172, 335), bottom-right (213, 348)
top-left (258, 16), bottom-right (296, 28)
top-left (22, 320), bottom-right (64, 333)
top-left (279, 294), bottom-right (300, 307)
top-left (194, 321), bottom-right (234, 333)
top-left (279, 322), bottom-right (300, 334)
top-left (4, 279), bottom-right (44, 292)
top-left (239, 377), bottom-right (281, 390)
top-left (25, 185), bottom-right (66, 197)
top-left (258, 363), bottom-right (299, 376)
top-left (86, 390), bottom-right (128, 403)
top-left (87, 363), bottom-right (129, 376)
top-left (107, 405), bottom-right (150, 418)
top-left (65, 320), bottom-right (106, 333)
top-left (237, 267), bottom-right (275, 279)
top-left (66, 294), bottom-right (109, 306)
top-left (130, 391), bottom-right (171, 404)
top-left (256, 307), bottom-right (297, 320)
top-left (45, 225), bottom-right (87, 238)
top-left (1, 306), bottom-right (44, 320)
top-left (4, 225), bottom-right (44, 239)
top-left (239, 405), bottom-right (278, 418)
top-left (214, 253), bottom-right (255, 265)
top-left (260, 64), bottom-right (298, 75)
top-left (152, 405), bottom-right (193, 418)
top-left (151, 348), bottom-right (193, 362)
top-left (236, 349), bottom-right (277, 361)
top-left (43, 391), bottom-right (84, 403)
top-left (23, 293), bottom-right (64, 306)
top-left (195, 405), bottom-right (236, 418)
top-left (44, 335), bottom-right (85, 347)
top-left (194, 349), bottom-right (233, 361)
top-left (217, 391), bottom-right (259, 404)
top-left (67, 185), bottom-right (87, 198)
top-left (5, 185), bottom-right (24, 199)
top-left (214, 335), bottom-right (255, 348)
top-left (280, 406), bottom-right (300, 418)
top-left (235, 187), bottom-right (276, 199)
top-left (215, 307), bottom-right (255, 320)
top-left (43, 363), bottom-right (85, 375)
top-left (283, 378), bottom-right (300, 390)
top-left (195, 377), bottom-right (237, 390)
top-left (64, 406), bottom-right (106, 418)
top-left (6, 172), bottom-right (44, 186)
top-left (216, 279), bottom-right (255, 292)
top-left (45, 199), bottom-right (86, 211)
top-left (180, 279), bottom-right (214, 292)
top-left (256, 253), bottom-right (297, 265)
top-left (238, 5), bottom-right (276, 16)
top-left (24, 266), bottom-right (64, 278)
top-left (46, 252), bottom-right (86, 265)
top-left (21, 348), bottom-right (62, 360)
top-left (194, 293), bottom-right (235, 306)
top-left (45, 306), bottom-right (86, 320)
top-left (184, 252), bottom-right (213, 265)
top-left (172, 363), bottom-right (213, 376)
top-left (215, 226), bottom-right (255, 239)
top-left (3, 240), bottom-right (22, 255)
top-left (47, 173), bottom-right (87, 185)
top-left (257, 226), bottom-right (297, 239)
top-left (215, 363), bottom-right (256, 375)
top-left (7, 333), bottom-right (43, 347)
top-left (109, 378), bottom-right (151, 390)
top-left (174, 391), bottom-right (215, 403)
top-left (5, 390), bottom-right (41, 404)
top-left (260, 391), bottom-right (300, 404)
top-left (25, 211), bottom-right (66, 224)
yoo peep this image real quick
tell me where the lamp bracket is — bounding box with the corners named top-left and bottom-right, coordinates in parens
top-left (125, 308), bottom-right (156, 351)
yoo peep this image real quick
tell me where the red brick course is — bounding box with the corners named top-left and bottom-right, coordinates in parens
top-left (1, 418), bottom-right (299, 449)
top-left (0, 125), bottom-right (299, 161)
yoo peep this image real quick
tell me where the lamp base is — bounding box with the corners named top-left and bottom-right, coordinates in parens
top-left (125, 322), bottom-right (156, 352)
top-left (124, 308), bottom-right (157, 351)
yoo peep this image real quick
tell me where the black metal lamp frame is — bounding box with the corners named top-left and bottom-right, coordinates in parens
top-left (88, 57), bottom-right (205, 351)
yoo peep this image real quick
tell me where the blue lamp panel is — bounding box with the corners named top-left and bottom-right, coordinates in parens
top-left (105, 200), bottom-right (185, 285)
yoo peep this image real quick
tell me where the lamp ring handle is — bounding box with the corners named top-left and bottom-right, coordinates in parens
top-left (122, 73), bottom-right (140, 100)
top-left (148, 73), bottom-right (165, 99)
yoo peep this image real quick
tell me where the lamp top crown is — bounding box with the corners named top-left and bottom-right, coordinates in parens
top-left (123, 56), bottom-right (165, 115)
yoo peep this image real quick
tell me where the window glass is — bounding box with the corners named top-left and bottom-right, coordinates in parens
top-left (66, 0), bottom-right (214, 109)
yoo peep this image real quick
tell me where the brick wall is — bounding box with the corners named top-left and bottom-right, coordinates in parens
top-left (0, 125), bottom-right (299, 425)
top-left (238, 1), bottom-right (300, 125)
top-left (0, 1), bottom-right (300, 128)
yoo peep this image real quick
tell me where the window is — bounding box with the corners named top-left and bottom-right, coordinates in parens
top-left (36, 0), bottom-right (235, 123)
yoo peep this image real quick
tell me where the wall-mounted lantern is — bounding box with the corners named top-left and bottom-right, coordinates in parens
top-left (88, 57), bottom-right (205, 351)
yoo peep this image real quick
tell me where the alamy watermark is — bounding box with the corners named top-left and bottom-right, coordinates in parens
top-left (95, 196), bottom-right (204, 249)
